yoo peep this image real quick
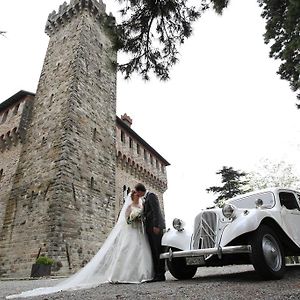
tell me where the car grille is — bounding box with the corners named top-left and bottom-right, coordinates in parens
top-left (193, 211), bottom-right (218, 253)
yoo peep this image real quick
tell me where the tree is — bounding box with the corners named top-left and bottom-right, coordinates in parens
top-left (247, 158), bottom-right (300, 190)
top-left (258, 0), bottom-right (300, 105)
top-left (206, 166), bottom-right (250, 205)
top-left (116, 0), bottom-right (300, 102)
top-left (115, 0), bottom-right (207, 81)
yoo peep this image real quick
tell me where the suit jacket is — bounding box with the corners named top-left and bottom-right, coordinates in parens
top-left (143, 192), bottom-right (166, 230)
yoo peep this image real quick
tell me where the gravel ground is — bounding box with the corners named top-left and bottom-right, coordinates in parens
top-left (2, 265), bottom-right (300, 300)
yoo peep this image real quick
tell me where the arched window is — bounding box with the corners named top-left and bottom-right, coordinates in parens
top-left (1, 110), bottom-right (9, 124)
top-left (13, 104), bottom-right (20, 115)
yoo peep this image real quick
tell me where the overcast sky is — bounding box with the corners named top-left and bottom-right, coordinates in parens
top-left (1, 0), bottom-right (300, 225)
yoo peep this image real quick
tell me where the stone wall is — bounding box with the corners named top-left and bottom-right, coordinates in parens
top-left (0, 0), bottom-right (117, 278)
top-left (115, 120), bottom-right (168, 217)
top-left (0, 95), bottom-right (34, 231)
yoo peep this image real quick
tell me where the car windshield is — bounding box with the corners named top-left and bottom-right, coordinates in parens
top-left (228, 192), bottom-right (275, 209)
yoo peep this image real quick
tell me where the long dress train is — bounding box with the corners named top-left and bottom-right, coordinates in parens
top-left (6, 194), bottom-right (154, 299)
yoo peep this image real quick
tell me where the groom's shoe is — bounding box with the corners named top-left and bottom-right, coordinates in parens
top-left (149, 276), bottom-right (166, 282)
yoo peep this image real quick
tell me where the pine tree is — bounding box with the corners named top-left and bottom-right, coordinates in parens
top-left (206, 166), bottom-right (250, 205)
top-left (115, 0), bottom-right (207, 81)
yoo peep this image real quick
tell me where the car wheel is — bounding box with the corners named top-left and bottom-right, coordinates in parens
top-left (249, 225), bottom-right (285, 280)
top-left (166, 247), bottom-right (197, 280)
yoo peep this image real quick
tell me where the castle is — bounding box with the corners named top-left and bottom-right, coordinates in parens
top-left (0, 0), bottom-right (169, 278)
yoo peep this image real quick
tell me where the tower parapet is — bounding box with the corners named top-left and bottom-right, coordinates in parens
top-left (45, 0), bottom-right (114, 37)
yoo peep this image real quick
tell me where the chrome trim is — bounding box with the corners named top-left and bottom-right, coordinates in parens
top-left (160, 245), bottom-right (252, 260)
top-left (193, 211), bottom-right (218, 252)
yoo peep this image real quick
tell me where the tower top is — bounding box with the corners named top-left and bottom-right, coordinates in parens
top-left (45, 0), bottom-right (114, 37)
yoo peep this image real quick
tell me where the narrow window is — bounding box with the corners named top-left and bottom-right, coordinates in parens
top-left (144, 149), bottom-right (147, 161)
top-left (91, 177), bottom-right (94, 189)
top-left (123, 185), bottom-right (127, 202)
top-left (150, 155), bottom-right (153, 165)
top-left (49, 94), bottom-right (54, 107)
top-left (137, 144), bottom-right (140, 155)
top-left (93, 128), bottom-right (97, 141)
top-left (129, 137), bottom-right (133, 148)
top-left (121, 130), bottom-right (125, 143)
top-left (0, 169), bottom-right (3, 181)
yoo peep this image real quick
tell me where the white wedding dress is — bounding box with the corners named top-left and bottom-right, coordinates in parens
top-left (6, 194), bottom-right (154, 299)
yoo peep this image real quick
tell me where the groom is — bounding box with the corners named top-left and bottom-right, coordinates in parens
top-left (135, 183), bottom-right (166, 282)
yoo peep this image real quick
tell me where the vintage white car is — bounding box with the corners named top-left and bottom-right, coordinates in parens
top-left (160, 188), bottom-right (300, 280)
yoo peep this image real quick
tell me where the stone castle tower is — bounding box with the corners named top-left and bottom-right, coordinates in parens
top-left (0, 0), bottom-right (117, 276)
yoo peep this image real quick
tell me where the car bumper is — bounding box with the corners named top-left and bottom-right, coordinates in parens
top-left (160, 245), bottom-right (252, 260)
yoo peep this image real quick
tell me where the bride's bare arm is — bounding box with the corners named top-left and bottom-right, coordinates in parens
top-left (125, 205), bottom-right (132, 220)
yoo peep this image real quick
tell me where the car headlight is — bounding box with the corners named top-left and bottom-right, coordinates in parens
top-left (172, 218), bottom-right (184, 231)
top-left (222, 204), bottom-right (236, 219)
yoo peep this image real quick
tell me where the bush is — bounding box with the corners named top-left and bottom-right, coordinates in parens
top-left (35, 256), bottom-right (54, 266)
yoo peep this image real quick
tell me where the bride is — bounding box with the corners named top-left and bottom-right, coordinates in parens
top-left (7, 191), bottom-right (154, 299)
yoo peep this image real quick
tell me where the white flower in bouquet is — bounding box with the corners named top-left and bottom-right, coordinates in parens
top-left (127, 207), bottom-right (142, 225)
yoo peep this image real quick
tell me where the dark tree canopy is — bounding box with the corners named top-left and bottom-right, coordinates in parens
top-left (116, 0), bottom-right (300, 103)
top-left (258, 0), bottom-right (300, 104)
top-left (115, 0), bottom-right (208, 80)
top-left (206, 166), bottom-right (250, 204)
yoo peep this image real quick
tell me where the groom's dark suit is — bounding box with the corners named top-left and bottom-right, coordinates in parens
top-left (143, 191), bottom-right (166, 281)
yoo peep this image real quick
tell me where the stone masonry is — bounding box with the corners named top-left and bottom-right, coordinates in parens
top-left (0, 0), bottom-right (116, 277)
top-left (0, 0), bottom-right (169, 278)
top-left (115, 115), bottom-right (169, 218)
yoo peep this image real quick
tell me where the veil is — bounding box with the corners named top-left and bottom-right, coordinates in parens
top-left (7, 193), bottom-right (135, 299)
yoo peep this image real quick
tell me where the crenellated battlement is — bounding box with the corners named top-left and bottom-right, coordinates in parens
top-left (0, 128), bottom-right (23, 152)
top-left (45, 0), bottom-right (114, 37)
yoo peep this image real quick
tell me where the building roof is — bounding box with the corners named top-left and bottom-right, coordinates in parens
top-left (117, 116), bottom-right (170, 166)
top-left (0, 90), bottom-right (35, 112)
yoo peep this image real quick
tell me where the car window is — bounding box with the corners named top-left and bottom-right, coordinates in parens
top-left (228, 192), bottom-right (275, 209)
top-left (279, 192), bottom-right (300, 210)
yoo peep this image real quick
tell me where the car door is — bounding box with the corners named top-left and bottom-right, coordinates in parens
top-left (279, 191), bottom-right (300, 245)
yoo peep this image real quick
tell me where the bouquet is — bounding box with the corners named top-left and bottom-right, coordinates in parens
top-left (127, 207), bottom-right (143, 225)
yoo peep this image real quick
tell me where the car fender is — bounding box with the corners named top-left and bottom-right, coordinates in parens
top-left (220, 209), bottom-right (281, 246)
top-left (161, 228), bottom-right (192, 251)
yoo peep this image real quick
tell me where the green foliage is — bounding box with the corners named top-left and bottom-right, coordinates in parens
top-left (116, 0), bottom-right (299, 102)
top-left (206, 166), bottom-right (250, 204)
top-left (35, 256), bottom-right (54, 266)
top-left (258, 0), bottom-right (300, 104)
top-left (115, 0), bottom-right (208, 80)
